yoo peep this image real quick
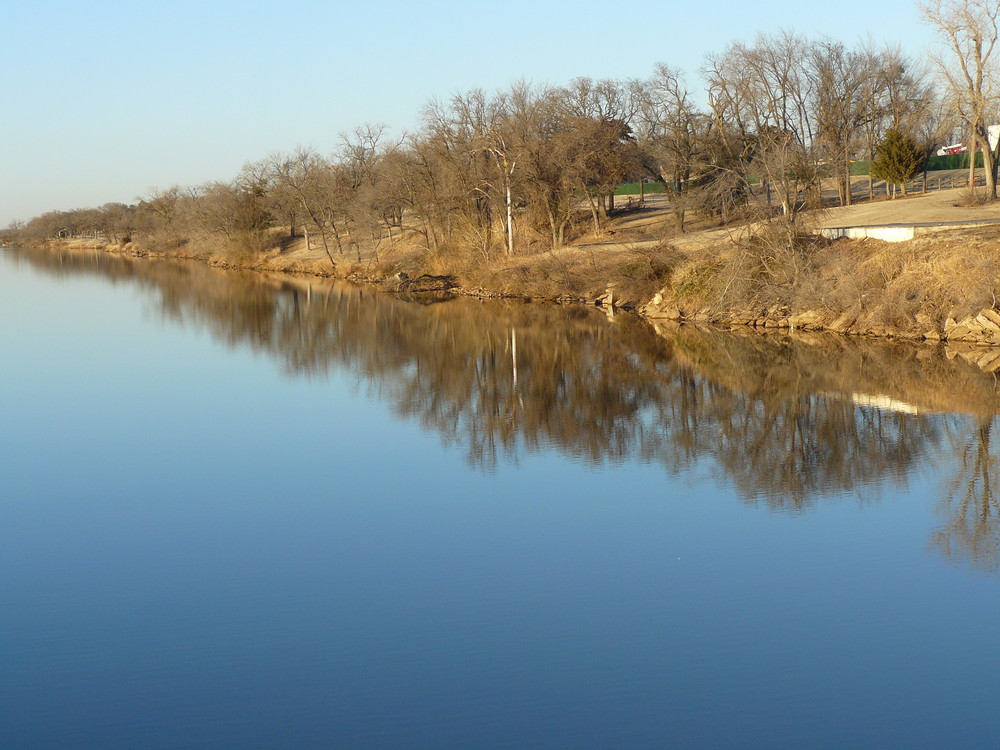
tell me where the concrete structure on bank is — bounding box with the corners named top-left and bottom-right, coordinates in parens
top-left (817, 219), bottom-right (1000, 243)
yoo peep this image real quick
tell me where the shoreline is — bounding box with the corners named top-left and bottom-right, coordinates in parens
top-left (23, 236), bottom-right (638, 308)
top-left (20, 232), bottom-right (1000, 363)
top-left (641, 306), bottom-right (1000, 373)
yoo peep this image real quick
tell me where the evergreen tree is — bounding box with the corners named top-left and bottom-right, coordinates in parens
top-left (871, 128), bottom-right (923, 198)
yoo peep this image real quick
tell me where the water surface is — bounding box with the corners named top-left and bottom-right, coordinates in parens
top-left (2, 247), bottom-right (999, 749)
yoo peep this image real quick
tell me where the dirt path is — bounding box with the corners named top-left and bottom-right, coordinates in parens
top-left (815, 178), bottom-right (1000, 228)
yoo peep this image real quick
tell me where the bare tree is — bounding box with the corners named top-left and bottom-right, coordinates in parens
top-left (635, 65), bottom-right (708, 231)
top-left (560, 77), bottom-right (640, 216)
top-left (339, 124), bottom-right (395, 261)
top-left (705, 32), bottom-right (819, 221)
top-left (914, 92), bottom-right (953, 191)
top-left (425, 90), bottom-right (508, 257)
top-left (810, 41), bottom-right (867, 206)
top-left (268, 148), bottom-right (340, 267)
top-left (922, 0), bottom-right (1000, 198)
top-left (477, 122), bottom-right (519, 256)
top-left (196, 165), bottom-right (273, 253)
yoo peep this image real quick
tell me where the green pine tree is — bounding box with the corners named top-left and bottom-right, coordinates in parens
top-left (871, 129), bottom-right (923, 198)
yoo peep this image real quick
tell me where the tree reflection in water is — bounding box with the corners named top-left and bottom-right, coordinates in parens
top-left (932, 417), bottom-right (1000, 571)
top-left (11, 246), bottom-right (1000, 569)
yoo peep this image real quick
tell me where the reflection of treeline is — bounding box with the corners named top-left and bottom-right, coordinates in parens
top-left (15, 245), bottom-right (1000, 568)
top-left (4, 246), bottom-right (959, 480)
top-left (8, 35), bottom-right (944, 260)
top-left (656, 325), bottom-right (977, 506)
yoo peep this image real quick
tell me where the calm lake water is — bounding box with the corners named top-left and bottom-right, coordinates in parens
top-left (3, 246), bottom-right (1000, 749)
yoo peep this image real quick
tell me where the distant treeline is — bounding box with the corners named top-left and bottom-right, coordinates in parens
top-left (3, 31), bottom-right (964, 262)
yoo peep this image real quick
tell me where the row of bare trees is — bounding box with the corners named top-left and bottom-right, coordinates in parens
top-left (11, 14), bottom-right (1000, 259)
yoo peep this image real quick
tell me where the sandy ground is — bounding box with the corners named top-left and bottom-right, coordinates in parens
top-left (814, 184), bottom-right (1000, 227)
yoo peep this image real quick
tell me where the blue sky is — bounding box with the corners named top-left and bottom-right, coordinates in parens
top-left (1, 0), bottom-right (937, 226)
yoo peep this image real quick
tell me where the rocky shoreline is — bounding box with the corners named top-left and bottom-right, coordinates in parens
top-left (640, 298), bottom-right (1000, 370)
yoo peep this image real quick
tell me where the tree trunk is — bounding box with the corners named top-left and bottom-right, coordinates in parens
top-left (983, 131), bottom-right (998, 200)
top-left (583, 191), bottom-right (604, 235)
top-left (546, 206), bottom-right (559, 249)
top-left (969, 132), bottom-right (978, 188)
top-left (669, 176), bottom-right (686, 232)
top-left (585, 189), bottom-right (601, 235)
top-left (991, 136), bottom-right (1000, 199)
top-left (673, 192), bottom-right (686, 233)
top-left (867, 151), bottom-right (874, 200)
top-left (505, 179), bottom-right (514, 257)
top-left (316, 226), bottom-right (336, 268)
top-left (331, 221), bottom-right (345, 255)
top-left (421, 218), bottom-right (437, 252)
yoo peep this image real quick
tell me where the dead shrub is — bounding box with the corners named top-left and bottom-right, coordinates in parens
top-left (706, 220), bottom-right (827, 309)
top-left (607, 245), bottom-right (681, 302)
top-left (958, 185), bottom-right (989, 206)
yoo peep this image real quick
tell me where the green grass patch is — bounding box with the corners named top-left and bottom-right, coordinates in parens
top-left (615, 182), bottom-right (666, 196)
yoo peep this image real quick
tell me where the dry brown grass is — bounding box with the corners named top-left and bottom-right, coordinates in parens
top-left (454, 241), bottom-right (681, 305)
top-left (663, 219), bottom-right (827, 312)
top-left (656, 219), bottom-right (1000, 330)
